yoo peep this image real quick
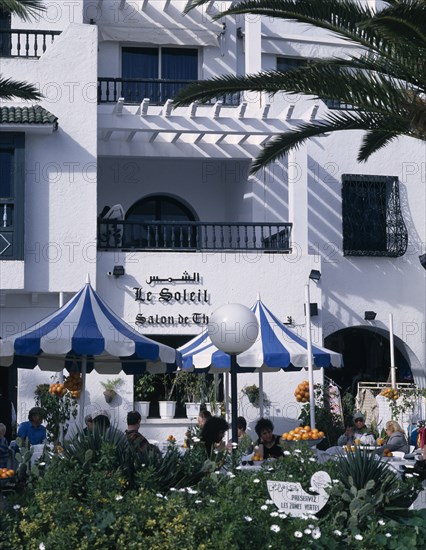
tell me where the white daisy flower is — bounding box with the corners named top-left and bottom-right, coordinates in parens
top-left (265, 499), bottom-right (274, 504)
top-left (312, 528), bottom-right (321, 539)
top-left (195, 500), bottom-right (202, 504)
top-left (244, 516), bottom-right (253, 522)
top-left (333, 530), bottom-right (342, 536)
top-left (332, 479), bottom-right (340, 484)
top-left (209, 499), bottom-right (216, 503)
top-left (304, 529), bottom-right (312, 535)
top-left (39, 544), bottom-right (46, 550)
top-left (354, 534), bottom-right (363, 541)
top-left (279, 513), bottom-right (287, 519)
top-left (187, 488), bottom-right (197, 494)
top-left (378, 519), bottom-right (386, 526)
top-left (309, 457), bottom-right (316, 462)
top-left (294, 531), bottom-right (303, 538)
top-left (270, 512), bottom-right (279, 517)
top-left (385, 533), bottom-right (391, 538)
top-left (253, 478), bottom-right (260, 483)
top-left (283, 450), bottom-right (291, 456)
top-left (294, 449), bottom-right (302, 454)
top-left (261, 505), bottom-right (268, 511)
top-left (13, 504), bottom-right (21, 511)
top-left (270, 525), bottom-right (280, 533)
top-left (115, 495), bottom-right (123, 501)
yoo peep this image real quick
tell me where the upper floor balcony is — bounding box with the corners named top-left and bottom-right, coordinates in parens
top-left (97, 219), bottom-right (292, 253)
top-left (0, 29), bottom-right (61, 58)
top-left (98, 77), bottom-right (240, 106)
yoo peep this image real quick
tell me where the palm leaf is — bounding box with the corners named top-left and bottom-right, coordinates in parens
top-left (0, 76), bottom-right (42, 100)
top-left (0, 0), bottom-right (46, 21)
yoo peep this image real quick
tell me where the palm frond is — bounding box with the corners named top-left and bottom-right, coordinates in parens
top-left (0, 76), bottom-right (42, 100)
top-left (1, 0), bottom-right (46, 21)
top-left (358, 130), bottom-right (400, 161)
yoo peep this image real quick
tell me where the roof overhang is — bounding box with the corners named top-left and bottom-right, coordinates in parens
top-left (0, 124), bottom-right (57, 134)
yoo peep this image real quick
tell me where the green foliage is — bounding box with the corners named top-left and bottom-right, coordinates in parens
top-left (99, 377), bottom-right (123, 392)
top-left (242, 384), bottom-right (269, 407)
top-left (34, 383), bottom-right (78, 444)
top-left (329, 447), bottom-right (422, 533)
top-left (134, 373), bottom-right (159, 401)
top-left (175, 372), bottom-right (208, 403)
top-left (178, 0), bottom-right (426, 173)
top-left (298, 382), bottom-right (344, 447)
top-left (1, 440), bottom-right (426, 549)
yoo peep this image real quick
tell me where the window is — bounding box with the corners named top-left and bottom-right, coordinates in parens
top-left (342, 174), bottom-right (408, 257)
top-left (121, 47), bottom-right (198, 104)
top-left (124, 195), bottom-right (197, 249)
top-left (0, 8), bottom-right (11, 57)
top-left (0, 133), bottom-right (25, 260)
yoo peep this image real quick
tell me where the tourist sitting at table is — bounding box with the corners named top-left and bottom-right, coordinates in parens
top-left (17, 407), bottom-right (47, 446)
top-left (237, 416), bottom-right (253, 454)
top-left (376, 420), bottom-right (409, 456)
top-left (200, 416), bottom-right (230, 456)
top-left (91, 410), bottom-right (111, 433)
top-left (0, 422), bottom-right (9, 468)
top-left (254, 418), bottom-right (283, 459)
top-left (83, 414), bottom-right (93, 435)
top-left (347, 412), bottom-right (376, 446)
top-left (125, 410), bottom-right (151, 453)
top-left (185, 409), bottom-right (212, 448)
top-left (337, 421), bottom-right (355, 447)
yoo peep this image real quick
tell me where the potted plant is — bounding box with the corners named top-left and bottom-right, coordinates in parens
top-left (158, 374), bottom-right (177, 419)
top-left (134, 373), bottom-right (158, 418)
top-left (242, 384), bottom-right (269, 407)
top-left (100, 377), bottom-right (123, 404)
top-left (176, 372), bottom-right (207, 419)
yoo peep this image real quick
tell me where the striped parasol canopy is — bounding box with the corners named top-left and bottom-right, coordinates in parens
top-left (179, 298), bottom-right (342, 371)
top-left (0, 275), bottom-right (181, 375)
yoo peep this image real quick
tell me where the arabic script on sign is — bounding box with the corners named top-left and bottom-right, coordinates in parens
top-left (146, 271), bottom-right (200, 285)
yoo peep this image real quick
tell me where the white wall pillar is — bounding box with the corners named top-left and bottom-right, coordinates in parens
top-left (244, 13), bottom-right (261, 105)
top-left (288, 144), bottom-right (308, 254)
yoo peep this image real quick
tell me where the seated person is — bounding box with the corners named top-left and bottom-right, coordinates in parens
top-left (350, 412), bottom-right (376, 446)
top-left (237, 416), bottom-right (253, 454)
top-left (125, 410), bottom-right (150, 453)
top-left (0, 422), bottom-right (9, 468)
top-left (83, 414), bottom-right (93, 435)
top-left (91, 410), bottom-right (111, 433)
top-left (254, 418), bottom-right (283, 459)
top-left (200, 416), bottom-right (230, 456)
top-left (17, 407), bottom-right (47, 446)
top-left (376, 420), bottom-right (409, 455)
top-left (337, 421), bottom-right (355, 447)
top-left (185, 409), bottom-right (212, 448)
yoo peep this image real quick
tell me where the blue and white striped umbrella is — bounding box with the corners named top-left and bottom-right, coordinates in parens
top-left (0, 276), bottom-right (181, 375)
top-left (179, 298), bottom-right (342, 371)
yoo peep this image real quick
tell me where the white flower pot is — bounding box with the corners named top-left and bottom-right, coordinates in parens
top-left (159, 400), bottom-right (177, 419)
top-left (134, 401), bottom-right (150, 419)
top-left (185, 402), bottom-right (201, 419)
top-left (206, 402), bottom-right (220, 416)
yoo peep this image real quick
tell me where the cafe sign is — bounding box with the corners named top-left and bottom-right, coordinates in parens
top-left (134, 271), bottom-right (210, 326)
top-left (267, 471), bottom-right (331, 518)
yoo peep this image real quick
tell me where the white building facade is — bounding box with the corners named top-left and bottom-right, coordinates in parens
top-left (0, 0), bottom-right (425, 438)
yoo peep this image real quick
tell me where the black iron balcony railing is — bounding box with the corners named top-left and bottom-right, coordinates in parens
top-left (0, 29), bottom-right (61, 58)
top-left (97, 220), bottom-right (292, 252)
top-left (98, 77), bottom-right (241, 106)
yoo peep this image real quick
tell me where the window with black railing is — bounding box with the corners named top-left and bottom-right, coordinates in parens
top-left (342, 174), bottom-right (408, 257)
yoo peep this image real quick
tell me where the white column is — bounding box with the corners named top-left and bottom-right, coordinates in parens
top-left (244, 13), bottom-right (261, 105)
top-left (288, 144), bottom-right (308, 255)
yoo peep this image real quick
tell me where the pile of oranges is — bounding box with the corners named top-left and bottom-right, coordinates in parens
top-left (380, 388), bottom-right (399, 400)
top-left (0, 467), bottom-right (15, 479)
top-left (167, 435), bottom-right (176, 443)
top-left (64, 372), bottom-right (82, 399)
top-left (281, 425), bottom-right (324, 442)
top-left (48, 383), bottom-right (67, 397)
top-left (383, 448), bottom-right (393, 457)
top-left (49, 372), bottom-right (82, 399)
top-left (294, 380), bottom-right (310, 403)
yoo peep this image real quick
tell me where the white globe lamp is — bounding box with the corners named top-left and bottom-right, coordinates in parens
top-left (208, 303), bottom-right (259, 445)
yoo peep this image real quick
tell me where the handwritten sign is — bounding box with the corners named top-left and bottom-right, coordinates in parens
top-left (267, 471), bottom-right (331, 518)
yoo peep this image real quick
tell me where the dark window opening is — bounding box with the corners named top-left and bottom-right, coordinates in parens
top-left (342, 174), bottom-right (408, 257)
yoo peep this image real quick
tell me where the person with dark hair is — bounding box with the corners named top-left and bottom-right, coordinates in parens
top-left (337, 420), bottom-right (355, 447)
top-left (254, 418), bottom-right (283, 459)
top-left (125, 410), bottom-right (150, 453)
top-left (17, 407), bottom-right (46, 445)
top-left (200, 416), bottom-right (230, 455)
top-left (184, 409), bottom-right (213, 449)
top-left (237, 416), bottom-right (252, 453)
top-left (0, 393), bottom-right (16, 442)
top-left (83, 414), bottom-right (93, 435)
top-left (91, 410), bottom-right (111, 433)
top-left (197, 409), bottom-right (212, 428)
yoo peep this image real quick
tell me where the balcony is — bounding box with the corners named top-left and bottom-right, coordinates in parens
top-left (0, 29), bottom-right (61, 58)
top-left (97, 220), bottom-right (292, 253)
top-left (97, 77), bottom-right (241, 106)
